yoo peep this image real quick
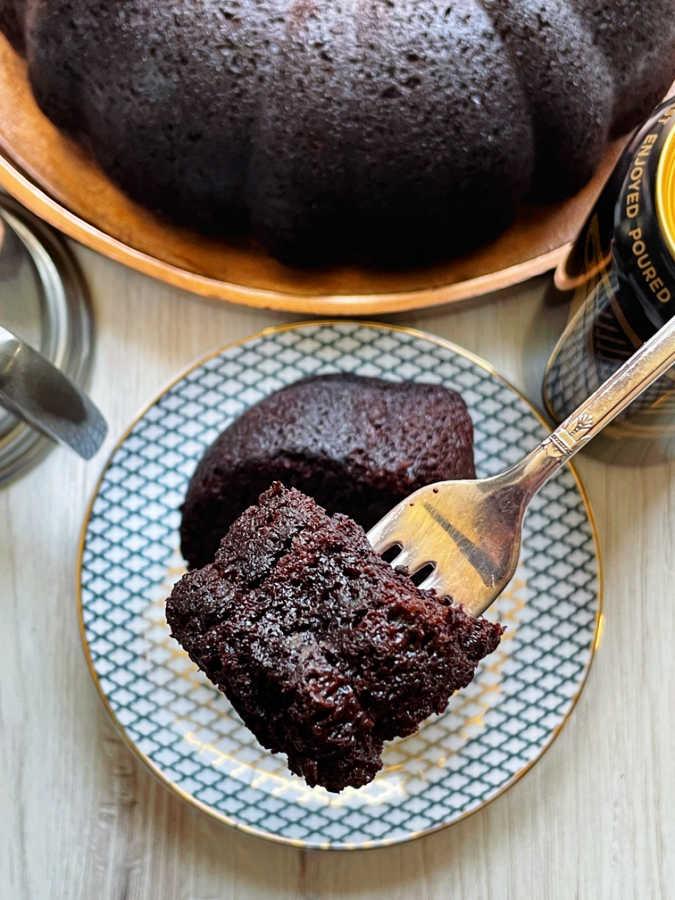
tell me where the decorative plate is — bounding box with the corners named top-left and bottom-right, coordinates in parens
top-left (78, 322), bottom-right (601, 850)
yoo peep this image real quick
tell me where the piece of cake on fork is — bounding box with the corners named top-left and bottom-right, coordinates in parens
top-left (167, 482), bottom-right (503, 792)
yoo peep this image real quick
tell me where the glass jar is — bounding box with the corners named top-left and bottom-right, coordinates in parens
top-left (0, 193), bottom-right (94, 483)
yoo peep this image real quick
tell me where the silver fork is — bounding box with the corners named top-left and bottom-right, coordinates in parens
top-left (368, 315), bottom-right (675, 617)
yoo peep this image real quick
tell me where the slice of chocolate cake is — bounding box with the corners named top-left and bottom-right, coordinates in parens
top-left (167, 483), bottom-right (503, 792)
top-left (180, 374), bottom-right (476, 570)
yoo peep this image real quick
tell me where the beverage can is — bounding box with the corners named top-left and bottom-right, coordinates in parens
top-left (543, 97), bottom-right (675, 462)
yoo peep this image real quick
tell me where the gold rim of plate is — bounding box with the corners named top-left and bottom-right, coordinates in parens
top-left (76, 320), bottom-right (604, 850)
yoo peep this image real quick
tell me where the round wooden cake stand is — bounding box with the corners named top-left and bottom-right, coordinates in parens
top-left (0, 37), bottom-right (645, 315)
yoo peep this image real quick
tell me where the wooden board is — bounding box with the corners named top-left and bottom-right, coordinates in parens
top-left (0, 37), bottom-right (633, 314)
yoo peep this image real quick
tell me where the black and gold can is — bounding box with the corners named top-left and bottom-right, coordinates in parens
top-left (543, 97), bottom-right (675, 462)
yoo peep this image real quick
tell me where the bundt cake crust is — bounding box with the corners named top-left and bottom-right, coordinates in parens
top-left (179, 374), bottom-right (476, 570)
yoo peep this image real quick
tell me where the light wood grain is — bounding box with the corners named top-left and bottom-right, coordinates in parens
top-left (0, 249), bottom-right (673, 899)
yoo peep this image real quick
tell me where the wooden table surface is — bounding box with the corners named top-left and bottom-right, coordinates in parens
top-left (1, 245), bottom-right (673, 900)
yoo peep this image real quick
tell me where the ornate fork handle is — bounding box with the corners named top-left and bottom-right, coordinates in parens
top-left (509, 314), bottom-right (675, 500)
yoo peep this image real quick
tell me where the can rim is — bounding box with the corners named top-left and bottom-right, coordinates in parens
top-left (656, 122), bottom-right (675, 263)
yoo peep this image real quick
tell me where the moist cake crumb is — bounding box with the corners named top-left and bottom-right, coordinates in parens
top-left (167, 483), bottom-right (503, 792)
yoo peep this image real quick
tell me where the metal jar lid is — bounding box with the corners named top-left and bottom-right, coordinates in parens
top-left (0, 193), bottom-right (94, 484)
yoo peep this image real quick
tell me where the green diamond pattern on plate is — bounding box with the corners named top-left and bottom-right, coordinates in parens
top-left (80, 323), bottom-right (599, 849)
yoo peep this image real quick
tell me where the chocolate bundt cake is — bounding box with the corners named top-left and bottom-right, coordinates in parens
top-left (180, 374), bottom-right (475, 570)
top-left (167, 483), bottom-right (504, 791)
top-left (1, 2), bottom-right (674, 265)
